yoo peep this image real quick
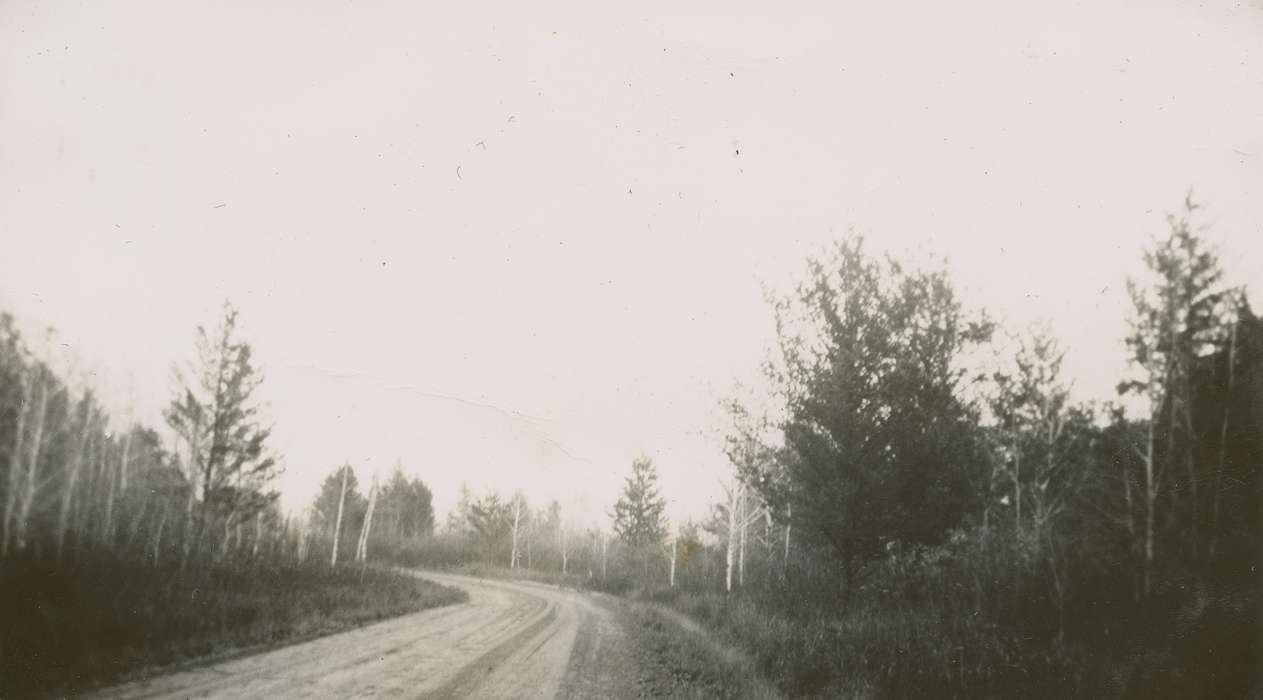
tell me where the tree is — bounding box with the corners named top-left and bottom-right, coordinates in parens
top-left (311, 464), bottom-right (365, 565)
top-left (509, 491), bottom-right (528, 569)
top-left (376, 466), bottom-right (434, 540)
top-left (1120, 197), bottom-right (1231, 592)
top-left (987, 328), bottom-right (1096, 639)
top-left (612, 456), bottom-right (668, 579)
top-left (355, 472), bottom-right (379, 563)
top-left (164, 303), bottom-right (278, 558)
top-left (749, 236), bottom-right (992, 596)
top-left (466, 491), bottom-right (513, 562)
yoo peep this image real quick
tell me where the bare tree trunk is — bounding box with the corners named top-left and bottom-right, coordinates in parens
top-left (1144, 420), bottom-right (1157, 598)
top-left (119, 428), bottom-right (132, 492)
top-left (103, 433), bottom-right (124, 547)
top-left (126, 492), bottom-right (152, 554)
top-left (180, 423), bottom-right (202, 569)
top-left (1014, 450), bottom-right (1022, 532)
top-left (298, 520), bottom-right (311, 565)
top-left (356, 475), bottom-right (378, 563)
top-left (221, 512), bottom-right (234, 560)
top-left (600, 531), bottom-right (607, 581)
top-left (15, 372), bottom-right (50, 552)
top-left (1211, 317), bottom-right (1237, 557)
top-left (2, 371), bottom-right (31, 558)
top-left (736, 485), bottom-right (750, 588)
top-left (151, 504), bottom-right (168, 566)
top-left (560, 525), bottom-right (568, 575)
top-left (181, 475), bottom-right (197, 568)
top-left (57, 403), bottom-right (93, 562)
top-left (725, 483), bottom-right (738, 593)
top-left (509, 495), bottom-right (522, 569)
top-left (331, 465), bottom-right (349, 567)
top-left (1046, 529), bottom-right (1065, 643)
top-left (669, 535), bottom-right (676, 588)
top-left (783, 503), bottom-right (792, 578)
top-left (252, 510), bottom-right (262, 559)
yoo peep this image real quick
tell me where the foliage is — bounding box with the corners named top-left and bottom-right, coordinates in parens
top-left (751, 236), bottom-right (993, 586)
top-left (612, 456), bottom-right (668, 549)
top-left (165, 303), bottom-right (279, 530)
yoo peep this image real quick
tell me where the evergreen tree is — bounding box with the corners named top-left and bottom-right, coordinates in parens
top-left (612, 456), bottom-right (667, 549)
top-left (164, 303), bottom-right (278, 535)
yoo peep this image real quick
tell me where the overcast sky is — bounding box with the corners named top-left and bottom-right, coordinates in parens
top-left (2, 0), bottom-right (1260, 524)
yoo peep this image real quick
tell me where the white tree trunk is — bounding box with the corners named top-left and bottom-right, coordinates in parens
top-left (151, 504), bottom-right (168, 566)
top-left (783, 503), bottom-right (792, 577)
top-left (510, 496), bottom-right (523, 569)
top-left (739, 501), bottom-right (747, 588)
top-left (669, 535), bottom-right (676, 588)
top-left (252, 510), bottom-right (263, 559)
top-left (57, 403), bottom-right (92, 561)
top-left (15, 372), bottom-right (50, 553)
top-left (725, 483), bottom-right (739, 593)
top-left (331, 465), bottom-right (349, 567)
top-left (356, 475), bottom-right (379, 563)
top-left (1144, 420), bottom-right (1157, 597)
top-left (298, 520), bottom-right (311, 564)
top-left (2, 371), bottom-right (31, 558)
top-left (560, 525), bottom-right (568, 575)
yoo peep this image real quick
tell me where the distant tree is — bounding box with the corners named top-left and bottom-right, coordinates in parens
top-left (612, 456), bottom-right (668, 579)
top-left (376, 466), bottom-right (434, 539)
top-left (164, 303), bottom-right (278, 558)
top-left (445, 483), bottom-right (475, 535)
top-left (748, 236), bottom-right (992, 598)
top-left (311, 464), bottom-right (365, 565)
top-left (466, 491), bottom-right (513, 562)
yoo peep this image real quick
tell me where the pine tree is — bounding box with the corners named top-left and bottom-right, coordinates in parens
top-left (165, 303), bottom-right (278, 558)
top-left (612, 457), bottom-right (667, 579)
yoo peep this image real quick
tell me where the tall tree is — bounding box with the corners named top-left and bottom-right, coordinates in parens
top-left (750, 236), bottom-right (992, 595)
top-left (612, 457), bottom-right (668, 579)
top-left (1120, 197), bottom-right (1231, 590)
top-left (312, 464), bottom-right (366, 564)
top-left (375, 467), bottom-right (434, 539)
top-left (164, 303), bottom-right (279, 554)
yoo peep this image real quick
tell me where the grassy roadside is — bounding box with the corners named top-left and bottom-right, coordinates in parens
top-left (0, 553), bottom-right (467, 697)
top-left (619, 599), bottom-right (782, 700)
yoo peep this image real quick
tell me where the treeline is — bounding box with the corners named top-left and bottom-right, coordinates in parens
top-left (0, 304), bottom-right (454, 696)
top-left (692, 197), bottom-right (1262, 696)
top-left (305, 463), bottom-right (436, 566)
top-left (482, 198), bottom-right (1256, 697)
top-left (0, 305), bottom-right (292, 568)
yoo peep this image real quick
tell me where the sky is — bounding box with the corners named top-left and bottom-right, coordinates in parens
top-left (2, 0), bottom-right (1260, 525)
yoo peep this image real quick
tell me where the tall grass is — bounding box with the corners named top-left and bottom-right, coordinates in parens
top-left (0, 552), bottom-right (466, 697)
top-left (632, 527), bottom-right (1257, 698)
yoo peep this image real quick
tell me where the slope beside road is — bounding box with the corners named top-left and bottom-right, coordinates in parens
top-left (85, 571), bottom-right (639, 699)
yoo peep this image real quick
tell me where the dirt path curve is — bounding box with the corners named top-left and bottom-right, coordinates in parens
top-left (85, 572), bottom-right (637, 700)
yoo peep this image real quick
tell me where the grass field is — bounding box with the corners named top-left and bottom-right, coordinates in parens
top-left (0, 553), bottom-right (467, 697)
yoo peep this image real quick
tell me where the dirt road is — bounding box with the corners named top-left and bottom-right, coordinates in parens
top-left (86, 572), bottom-right (637, 699)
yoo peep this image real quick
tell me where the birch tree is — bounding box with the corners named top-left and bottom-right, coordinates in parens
top-left (330, 464), bottom-right (350, 567)
top-left (509, 491), bottom-right (527, 569)
top-left (356, 473), bottom-right (379, 563)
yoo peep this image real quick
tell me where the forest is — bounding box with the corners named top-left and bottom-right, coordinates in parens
top-left (0, 197), bottom-right (1258, 698)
